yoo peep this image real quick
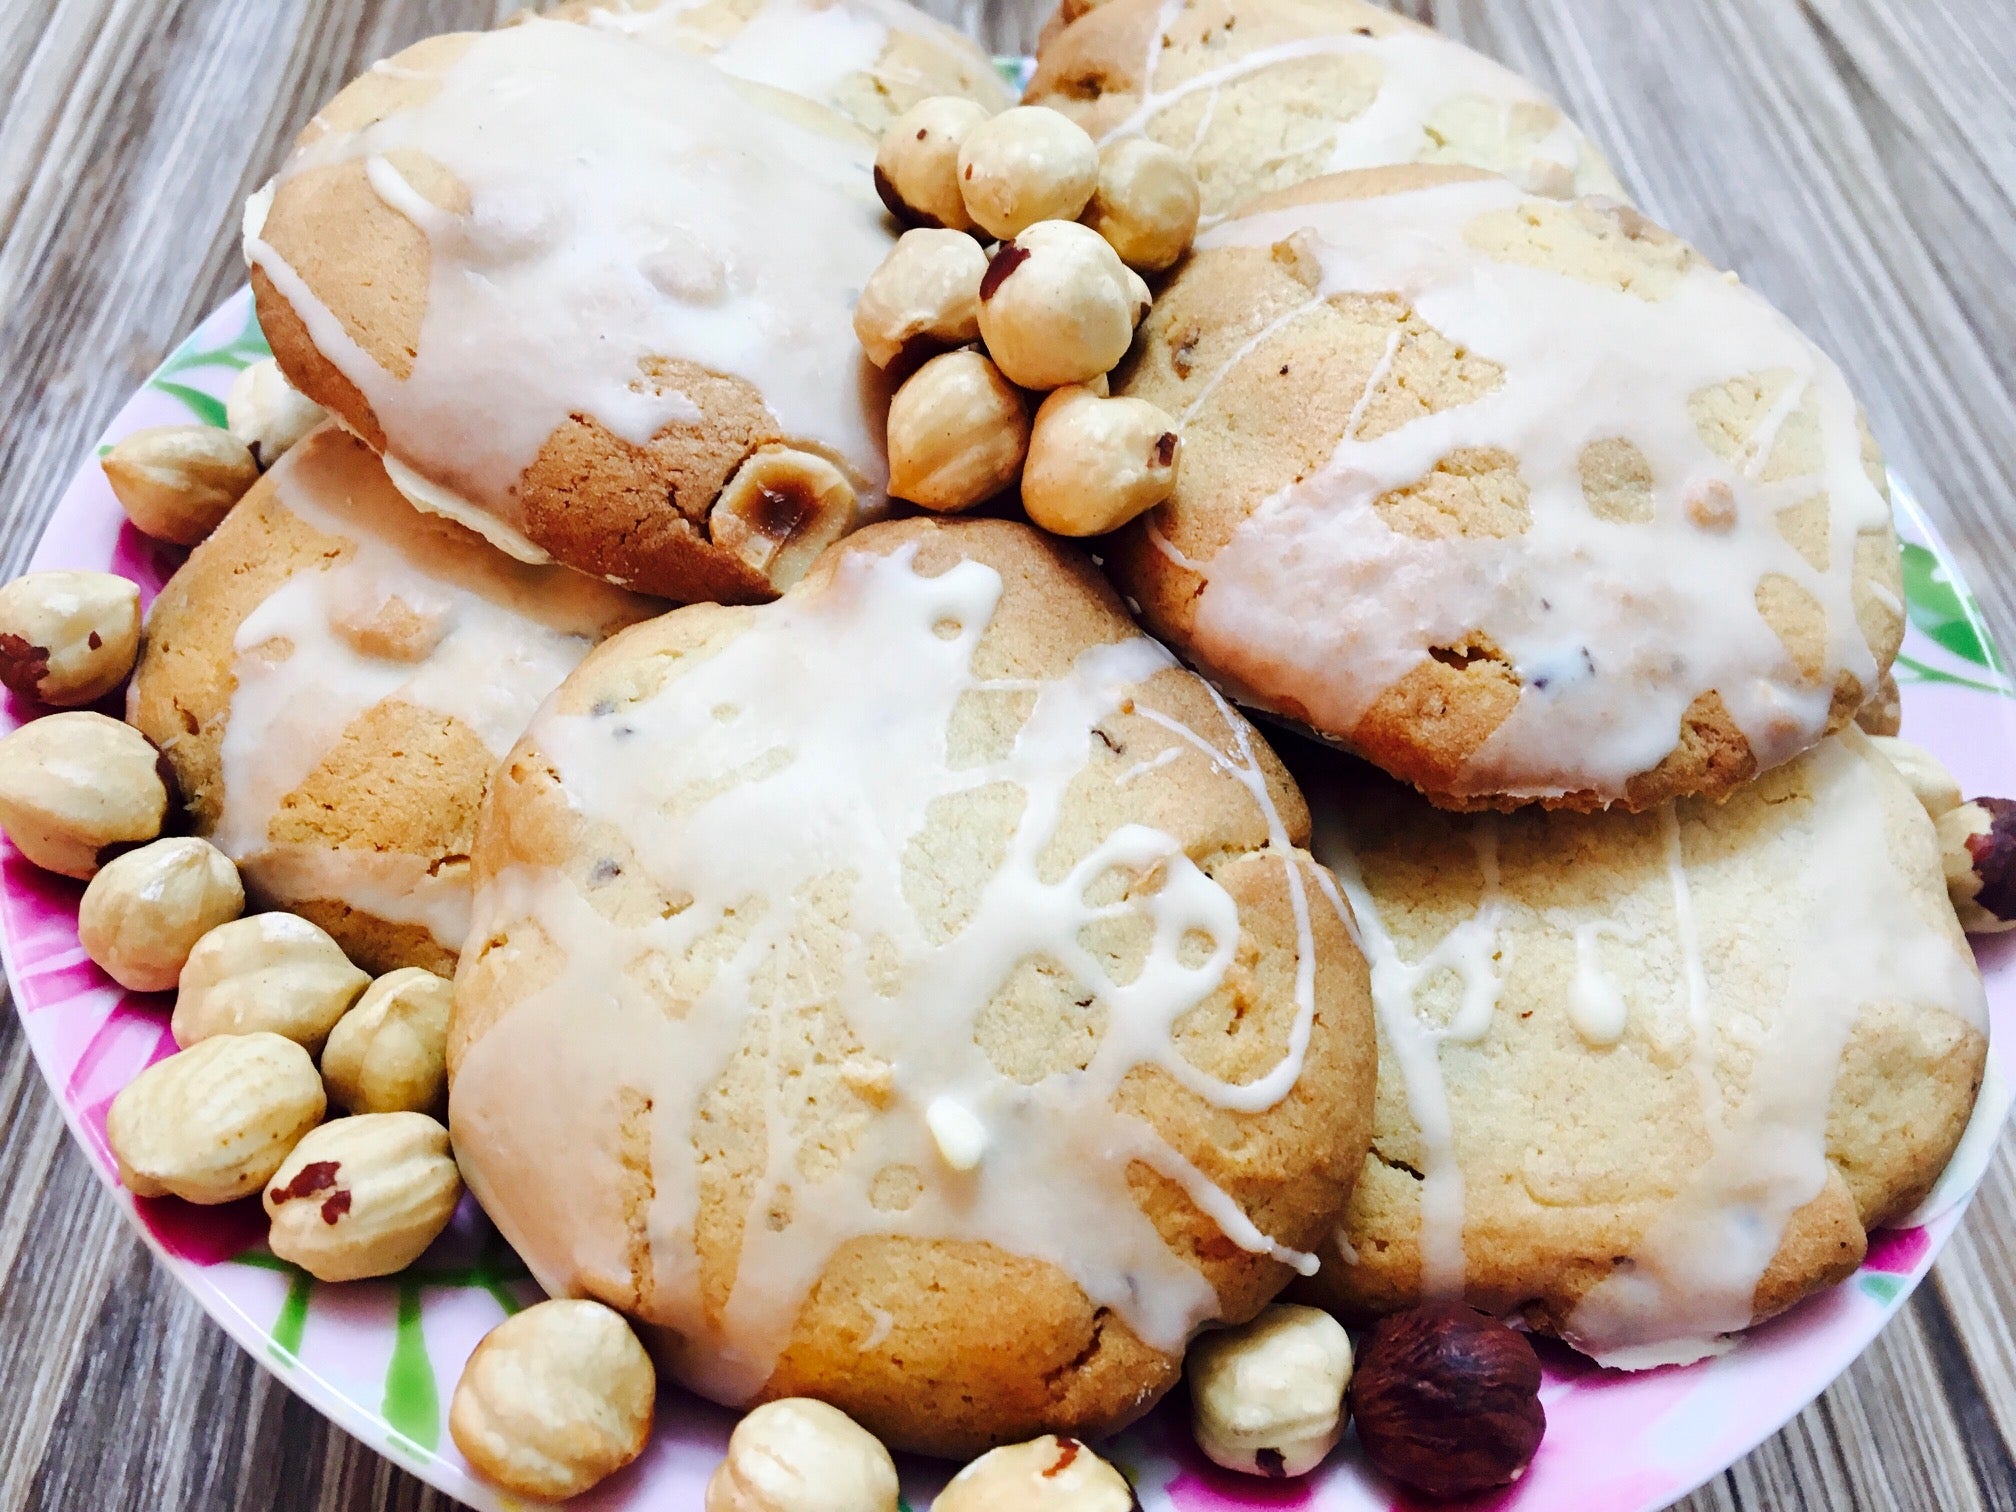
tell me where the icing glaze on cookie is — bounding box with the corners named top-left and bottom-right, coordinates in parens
top-left (452, 541), bottom-right (1330, 1402)
top-left (213, 429), bottom-right (645, 950)
top-left (1305, 732), bottom-right (1985, 1366)
top-left (247, 20), bottom-right (891, 561)
top-left (1060, 0), bottom-right (1617, 220)
top-left (1184, 175), bottom-right (1896, 805)
top-left (575, 0), bottom-right (1009, 119)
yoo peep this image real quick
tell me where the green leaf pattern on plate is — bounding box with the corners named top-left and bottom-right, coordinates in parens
top-left (146, 302), bottom-right (271, 425)
top-left (1898, 541), bottom-right (2010, 693)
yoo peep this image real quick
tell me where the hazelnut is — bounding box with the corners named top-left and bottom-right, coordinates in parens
top-left (1938, 798), bottom-right (2016, 934)
top-left (264, 1111), bottom-right (462, 1281)
top-left (1021, 387), bottom-right (1180, 537)
top-left (886, 350), bottom-right (1029, 511)
top-left (1188, 1304), bottom-right (1352, 1478)
top-left (705, 1398), bottom-right (899, 1512)
top-left (934, 1435), bottom-right (1134, 1511)
top-left (321, 966), bottom-right (452, 1115)
top-left (225, 358), bottom-right (327, 468)
top-left (977, 221), bottom-right (1151, 390)
top-left (79, 837), bottom-right (245, 992)
top-left (1082, 139), bottom-right (1200, 273)
top-left (0, 571), bottom-right (141, 707)
top-left (956, 106), bottom-right (1099, 241)
top-left (450, 1298), bottom-right (657, 1501)
top-left (1347, 1301), bottom-right (1545, 1499)
top-left (101, 424), bottom-right (259, 545)
top-left (709, 446), bottom-right (861, 592)
top-left (875, 96), bottom-right (992, 232)
top-left (172, 912), bottom-right (370, 1053)
top-left (105, 1031), bottom-right (326, 1204)
top-left (853, 228), bottom-right (988, 371)
top-left (0, 711), bottom-right (166, 878)
top-left (1868, 736), bottom-right (1963, 821)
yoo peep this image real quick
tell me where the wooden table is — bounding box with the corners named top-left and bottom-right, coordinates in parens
top-left (1, 1), bottom-right (2012, 1506)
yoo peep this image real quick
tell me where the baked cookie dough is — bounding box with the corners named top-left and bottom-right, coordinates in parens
top-left (548, 0), bottom-right (1013, 134)
top-left (1283, 729), bottom-right (1986, 1366)
top-left (1025, 0), bottom-right (1621, 225)
top-left (1108, 166), bottom-right (1905, 812)
top-left (448, 515), bottom-right (1378, 1456)
top-left (129, 426), bottom-right (651, 976)
top-left (247, 19), bottom-right (894, 602)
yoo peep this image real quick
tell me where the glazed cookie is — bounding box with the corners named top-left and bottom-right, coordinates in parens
top-left (1025, 0), bottom-right (1621, 225)
top-left (548, 0), bottom-right (1013, 134)
top-left (1283, 729), bottom-right (1986, 1366)
top-left (448, 515), bottom-right (1378, 1456)
top-left (129, 427), bottom-right (651, 975)
top-left (1108, 166), bottom-right (1905, 811)
top-left (248, 19), bottom-right (893, 602)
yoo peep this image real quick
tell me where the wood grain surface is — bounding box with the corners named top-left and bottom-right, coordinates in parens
top-left (1, 1), bottom-right (2013, 1507)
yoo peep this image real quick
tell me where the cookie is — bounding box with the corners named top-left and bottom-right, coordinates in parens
top-left (448, 515), bottom-right (1378, 1456)
top-left (1282, 729), bottom-right (1986, 1366)
top-left (1107, 166), bottom-right (1905, 811)
top-left (247, 19), bottom-right (895, 602)
top-left (128, 426), bottom-right (650, 976)
top-left (547, 0), bottom-right (1013, 134)
top-left (1025, 0), bottom-right (1621, 225)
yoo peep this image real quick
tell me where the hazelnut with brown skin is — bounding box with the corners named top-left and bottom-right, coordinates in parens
top-left (1082, 139), bottom-right (1201, 273)
top-left (977, 220), bottom-right (1151, 391)
top-left (1938, 797), bottom-right (2016, 934)
top-left (1347, 1301), bottom-right (1545, 1499)
top-left (876, 96), bottom-right (992, 233)
top-left (853, 228), bottom-right (988, 371)
top-left (0, 571), bottom-right (141, 707)
top-left (886, 350), bottom-right (1030, 512)
top-left (956, 106), bottom-right (1099, 241)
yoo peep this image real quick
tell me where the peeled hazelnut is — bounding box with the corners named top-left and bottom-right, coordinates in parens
top-left (101, 425), bottom-right (259, 545)
top-left (853, 228), bottom-right (988, 370)
top-left (1082, 138), bottom-right (1200, 273)
top-left (172, 912), bottom-right (371, 1053)
top-left (321, 966), bottom-right (452, 1115)
top-left (450, 1299), bottom-right (656, 1501)
top-left (977, 221), bottom-right (1151, 390)
top-left (264, 1112), bottom-right (461, 1281)
top-left (106, 1031), bottom-right (326, 1204)
top-left (1022, 387), bottom-right (1180, 537)
top-left (711, 446), bottom-right (861, 591)
top-left (1347, 1301), bottom-right (1545, 1499)
top-left (886, 350), bottom-right (1030, 511)
top-left (0, 711), bottom-right (166, 878)
top-left (79, 837), bottom-right (245, 992)
top-left (1868, 736), bottom-right (1963, 821)
top-left (0, 571), bottom-right (141, 707)
top-left (934, 1435), bottom-right (1134, 1511)
top-left (1938, 798), bottom-right (2016, 933)
top-left (875, 95), bottom-right (992, 232)
top-left (225, 358), bottom-right (327, 468)
top-left (1188, 1304), bottom-right (1353, 1478)
top-left (956, 106), bottom-right (1099, 241)
top-left (705, 1398), bottom-right (899, 1512)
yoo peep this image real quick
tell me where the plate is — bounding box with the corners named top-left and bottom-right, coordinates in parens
top-left (6, 286), bottom-right (2012, 1512)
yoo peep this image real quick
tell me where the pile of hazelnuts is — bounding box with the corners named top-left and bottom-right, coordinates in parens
top-left (858, 98), bottom-right (1200, 537)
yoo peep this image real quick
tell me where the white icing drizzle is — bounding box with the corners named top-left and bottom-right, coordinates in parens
top-left (249, 20), bottom-right (891, 549)
top-left (1567, 921), bottom-right (1628, 1047)
top-left (1302, 734), bottom-right (1986, 1364)
top-left (212, 431), bottom-right (644, 949)
top-left (1100, 0), bottom-right (1618, 218)
top-left (451, 543), bottom-right (1321, 1403)
top-left (1186, 177), bottom-right (1894, 803)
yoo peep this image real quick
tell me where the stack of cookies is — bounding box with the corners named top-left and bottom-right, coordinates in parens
top-left (0, 0), bottom-right (2001, 1504)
